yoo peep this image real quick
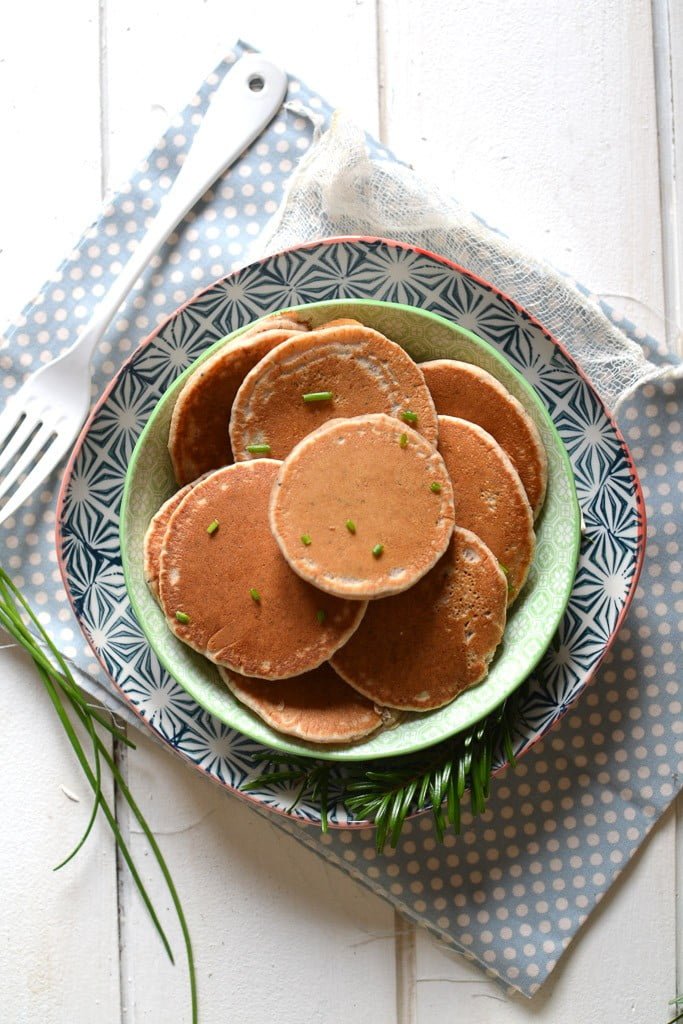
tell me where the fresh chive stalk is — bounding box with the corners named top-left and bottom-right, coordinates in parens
top-left (206, 519), bottom-right (219, 535)
top-left (302, 391), bottom-right (334, 403)
top-left (0, 568), bottom-right (197, 1023)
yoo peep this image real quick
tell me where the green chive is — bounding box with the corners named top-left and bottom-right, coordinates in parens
top-left (372, 543), bottom-right (384, 558)
top-left (302, 391), bottom-right (334, 402)
top-left (401, 410), bottom-right (418, 424)
top-left (399, 433), bottom-right (408, 448)
top-left (250, 588), bottom-right (261, 603)
top-left (301, 533), bottom-right (312, 546)
top-left (499, 562), bottom-right (510, 577)
top-left (430, 481), bottom-right (442, 494)
top-left (345, 519), bottom-right (356, 534)
top-left (246, 443), bottom-right (271, 454)
top-left (316, 609), bottom-right (326, 625)
top-left (206, 519), bottom-right (219, 535)
top-left (175, 611), bottom-right (190, 624)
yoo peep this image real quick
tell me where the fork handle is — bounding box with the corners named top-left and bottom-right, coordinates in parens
top-left (66, 53), bottom-right (288, 373)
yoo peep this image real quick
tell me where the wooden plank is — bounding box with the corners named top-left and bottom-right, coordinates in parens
top-left (102, 0), bottom-right (380, 193)
top-left (0, 0), bottom-right (103, 330)
top-left (378, 0), bottom-right (665, 336)
top-left (116, 729), bottom-right (397, 1023)
top-left (0, 649), bottom-right (121, 1024)
top-left (102, 4), bottom-right (394, 1020)
top-left (375, 2), bottom-right (677, 1020)
top-left (413, 807), bottom-right (677, 1023)
top-left (0, 3), bottom-right (122, 1020)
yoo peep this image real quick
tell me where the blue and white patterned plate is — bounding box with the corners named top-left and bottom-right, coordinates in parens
top-left (57, 238), bottom-right (645, 826)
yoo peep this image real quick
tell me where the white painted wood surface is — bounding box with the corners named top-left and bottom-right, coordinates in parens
top-left (0, 2), bottom-right (680, 1022)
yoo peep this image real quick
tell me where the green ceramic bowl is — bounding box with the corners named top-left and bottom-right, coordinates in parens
top-left (120, 299), bottom-right (581, 761)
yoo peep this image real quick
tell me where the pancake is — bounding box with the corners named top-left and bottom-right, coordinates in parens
top-left (229, 323), bottom-right (439, 461)
top-left (437, 415), bottom-right (535, 604)
top-left (143, 481), bottom-right (195, 601)
top-left (168, 316), bottom-right (310, 485)
top-left (158, 460), bottom-right (366, 678)
top-left (420, 359), bottom-right (548, 517)
top-left (269, 413), bottom-right (455, 600)
top-left (218, 661), bottom-right (397, 744)
top-left (331, 527), bottom-right (508, 711)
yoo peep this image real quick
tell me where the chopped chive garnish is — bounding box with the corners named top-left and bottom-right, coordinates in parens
top-left (246, 443), bottom-right (271, 454)
top-left (345, 519), bottom-right (356, 534)
top-left (401, 410), bottom-right (418, 424)
top-left (301, 533), bottom-right (312, 546)
top-left (499, 562), bottom-right (510, 577)
top-left (372, 544), bottom-right (384, 558)
top-left (206, 519), bottom-right (219, 535)
top-left (249, 588), bottom-right (261, 603)
top-left (302, 391), bottom-right (334, 403)
top-left (175, 611), bottom-right (190, 624)
top-left (316, 609), bottom-right (326, 625)
top-left (399, 433), bottom-right (408, 448)
top-left (430, 481), bottom-right (442, 494)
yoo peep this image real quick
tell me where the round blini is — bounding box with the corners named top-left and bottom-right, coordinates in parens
top-left (331, 527), bottom-right (508, 711)
top-left (269, 413), bottom-right (455, 600)
top-left (437, 415), bottom-right (535, 604)
top-left (218, 662), bottom-right (395, 744)
top-left (168, 317), bottom-right (309, 485)
top-left (229, 322), bottom-right (439, 461)
top-left (158, 461), bottom-right (366, 679)
top-left (420, 359), bottom-right (548, 518)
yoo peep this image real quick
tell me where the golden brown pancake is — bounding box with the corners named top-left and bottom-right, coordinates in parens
top-left (437, 415), bottom-right (535, 604)
top-left (143, 481), bottom-right (195, 601)
top-left (269, 413), bottom-right (455, 600)
top-left (420, 359), bottom-right (548, 518)
top-left (229, 323), bottom-right (439, 461)
top-left (158, 461), bottom-right (366, 678)
top-left (331, 527), bottom-right (507, 711)
top-left (168, 316), bottom-right (310, 485)
top-left (218, 661), bottom-right (396, 744)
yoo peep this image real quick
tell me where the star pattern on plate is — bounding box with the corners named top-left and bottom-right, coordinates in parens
top-left (58, 238), bottom-right (643, 826)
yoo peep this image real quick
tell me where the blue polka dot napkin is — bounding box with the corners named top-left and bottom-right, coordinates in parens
top-left (1, 41), bottom-right (680, 997)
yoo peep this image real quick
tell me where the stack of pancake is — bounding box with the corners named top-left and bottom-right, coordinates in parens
top-left (144, 313), bottom-right (547, 747)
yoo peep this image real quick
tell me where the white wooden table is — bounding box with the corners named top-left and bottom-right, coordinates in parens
top-left (1, 3), bottom-right (681, 1021)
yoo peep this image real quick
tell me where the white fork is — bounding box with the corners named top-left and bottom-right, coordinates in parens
top-left (0, 53), bottom-right (287, 526)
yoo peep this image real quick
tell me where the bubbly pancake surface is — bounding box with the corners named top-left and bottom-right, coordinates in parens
top-left (421, 359), bottom-right (548, 517)
top-left (270, 413), bottom-right (455, 600)
top-left (331, 527), bottom-right (508, 711)
top-left (158, 461), bottom-right (366, 678)
top-left (437, 415), bottom-right (535, 604)
top-left (219, 662), bottom-right (393, 743)
top-left (229, 323), bottom-right (439, 462)
top-left (168, 317), bottom-right (309, 485)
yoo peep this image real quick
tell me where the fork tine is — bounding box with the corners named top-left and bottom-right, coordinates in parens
top-left (0, 436), bottom-right (68, 526)
top-left (0, 412), bottom-right (40, 470)
top-left (0, 424), bottom-right (56, 506)
top-left (0, 397), bottom-right (27, 450)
